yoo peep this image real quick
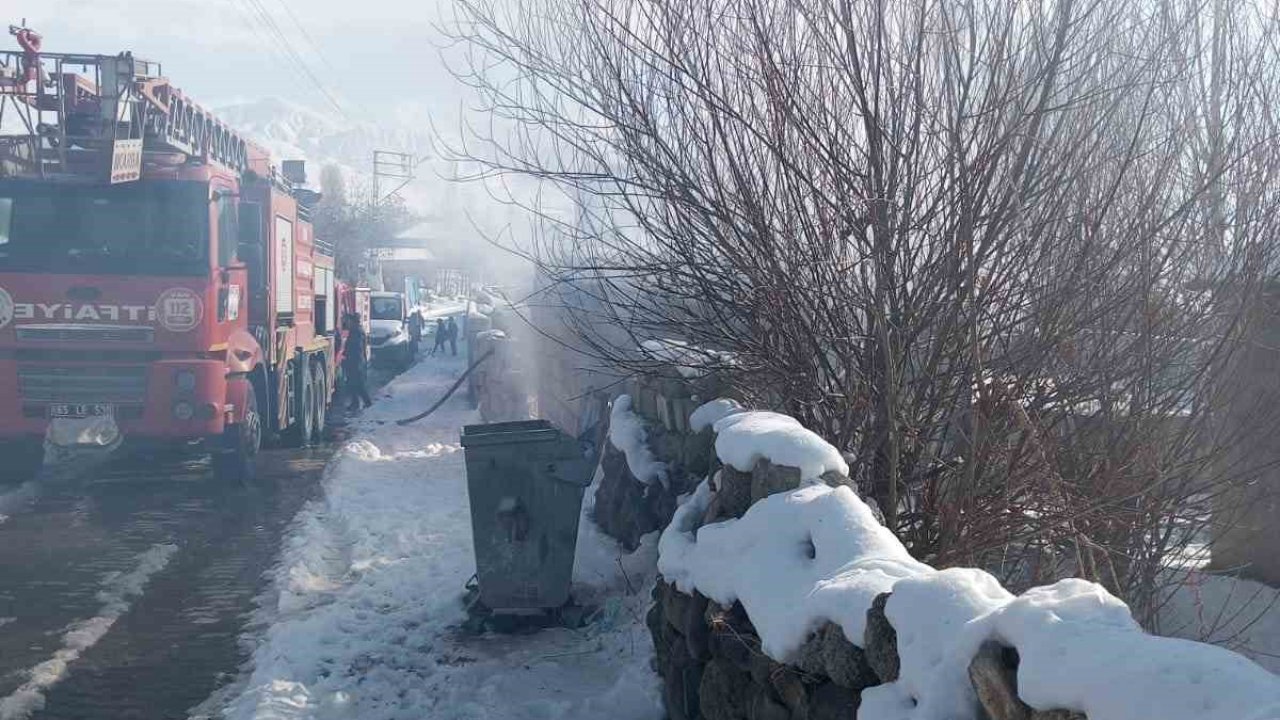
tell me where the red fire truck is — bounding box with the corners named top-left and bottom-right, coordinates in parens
top-left (0, 30), bottom-right (341, 482)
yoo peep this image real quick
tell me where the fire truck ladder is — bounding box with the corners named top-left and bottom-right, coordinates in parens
top-left (0, 49), bottom-right (255, 182)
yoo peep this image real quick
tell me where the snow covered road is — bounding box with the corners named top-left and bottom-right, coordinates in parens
top-left (216, 351), bottom-right (664, 720)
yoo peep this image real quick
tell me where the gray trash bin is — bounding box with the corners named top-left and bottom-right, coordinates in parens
top-left (460, 420), bottom-right (593, 612)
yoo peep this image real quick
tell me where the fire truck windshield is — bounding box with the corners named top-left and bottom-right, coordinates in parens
top-left (0, 181), bottom-right (209, 276)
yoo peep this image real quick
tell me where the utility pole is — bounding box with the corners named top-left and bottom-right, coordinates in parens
top-left (372, 150), bottom-right (415, 206)
top-left (363, 150), bottom-right (416, 292)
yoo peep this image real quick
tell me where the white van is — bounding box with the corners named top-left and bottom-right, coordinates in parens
top-left (368, 291), bottom-right (413, 368)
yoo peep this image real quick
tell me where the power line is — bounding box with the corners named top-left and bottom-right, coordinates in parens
top-left (229, 0), bottom-right (316, 95)
top-left (242, 0), bottom-right (349, 118)
top-left (239, 0), bottom-right (352, 120)
top-left (271, 0), bottom-right (339, 74)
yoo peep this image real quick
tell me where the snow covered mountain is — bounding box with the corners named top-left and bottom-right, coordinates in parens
top-left (215, 97), bottom-right (435, 207)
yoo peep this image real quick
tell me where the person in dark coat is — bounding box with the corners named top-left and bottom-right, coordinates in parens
top-left (432, 318), bottom-right (447, 355)
top-left (408, 311), bottom-right (423, 357)
top-left (342, 313), bottom-right (373, 411)
top-left (445, 316), bottom-right (459, 356)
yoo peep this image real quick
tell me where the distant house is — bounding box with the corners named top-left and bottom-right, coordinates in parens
top-left (367, 219), bottom-right (483, 301)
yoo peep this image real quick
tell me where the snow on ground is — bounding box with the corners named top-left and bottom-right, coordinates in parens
top-left (219, 352), bottom-right (663, 720)
top-left (0, 481), bottom-right (38, 526)
top-left (608, 395), bottom-right (667, 486)
top-left (1161, 570), bottom-right (1280, 675)
top-left (0, 543), bottom-right (177, 720)
top-left (419, 301), bottom-right (471, 320)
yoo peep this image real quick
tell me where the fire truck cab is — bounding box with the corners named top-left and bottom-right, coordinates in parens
top-left (0, 41), bottom-right (337, 482)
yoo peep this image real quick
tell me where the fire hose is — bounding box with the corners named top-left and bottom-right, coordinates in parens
top-left (396, 348), bottom-right (494, 426)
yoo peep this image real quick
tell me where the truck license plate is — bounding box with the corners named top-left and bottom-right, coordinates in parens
top-left (49, 403), bottom-right (115, 418)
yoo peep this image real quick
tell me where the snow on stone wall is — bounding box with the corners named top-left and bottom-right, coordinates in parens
top-left (592, 390), bottom-right (716, 551)
top-left (646, 400), bottom-right (1280, 720)
top-left (711, 410), bottom-right (849, 482)
top-left (610, 395), bottom-right (669, 486)
top-left (689, 398), bottom-right (744, 432)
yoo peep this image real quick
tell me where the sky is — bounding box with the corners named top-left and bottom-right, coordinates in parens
top-left (18, 0), bottom-right (464, 120)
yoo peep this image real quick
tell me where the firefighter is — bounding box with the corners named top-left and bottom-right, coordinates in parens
top-left (445, 316), bottom-right (459, 357)
top-left (432, 318), bottom-right (447, 356)
top-left (342, 313), bottom-right (373, 411)
top-left (408, 310), bottom-right (423, 357)
top-left (10, 25), bottom-right (48, 87)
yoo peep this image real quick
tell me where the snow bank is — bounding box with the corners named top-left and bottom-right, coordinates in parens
top-left (658, 481), bottom-right (929, 660)
top-left (689, 398), bottom-right (743, 433)
top-left (660, 404), bottom-right (1280, 720)
top-left (419, 301), bottom-right (469, 319)
top-left (861, 573), bottom-right (1280, 720)
top-left (1162, 570), bottom-right (1280, 675)
top-left (712, 411), bottom-right (849, 481)
top-left (609, 395), bottom-right (668, 485)
top-left (659, 475), bottom-right (1280, 720)
top-left (475, 329), bottom-right (507, 340)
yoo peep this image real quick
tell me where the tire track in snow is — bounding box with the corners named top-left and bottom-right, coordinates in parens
top-left (0, 481), bottom-right (39, 526)
top-left (0, 446), bottom-right (119, 525)
top-left (0, 543), bottom-right (178, 720)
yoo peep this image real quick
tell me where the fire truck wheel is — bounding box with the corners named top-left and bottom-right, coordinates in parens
top-left (283, 362), bottom-right (315, 448)
top-left (310, 364), bottom-right (327, 444)
top-left (214, 382), bottom-right (261, 484)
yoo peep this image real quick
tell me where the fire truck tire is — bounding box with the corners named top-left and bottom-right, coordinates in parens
top-left (214, 381), bottom-right (261, 484)
top-left (283, 360), bottom-right (315, 448)
top-left (310, 363), bottom-right (328, 444)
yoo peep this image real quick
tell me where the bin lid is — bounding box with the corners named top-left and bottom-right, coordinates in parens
top-left (460, 420), bottom-right (563, 448)
top-left (460, 420), bottom-right (595, 487)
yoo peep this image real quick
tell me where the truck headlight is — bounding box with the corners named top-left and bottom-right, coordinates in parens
top-left (174, 370), bottom-right (197, 393)
top-left (173, 401), bottom-right (195, 420)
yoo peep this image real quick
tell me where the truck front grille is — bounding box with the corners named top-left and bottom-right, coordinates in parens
top-left (17, 365), bottom-right (149, 404)
top-left (16, 325), bottom-right (155, 343)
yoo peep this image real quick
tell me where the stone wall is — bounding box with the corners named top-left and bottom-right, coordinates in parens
top-left (590, 372), bottom-right (726, 550)
top-left (648, 455), bottom-right (875, 720)
top-left (649, 576), bottom-right (1084, 720)
top-left (645, 455), bottom-right (1086, 720)
top-left (636, 407), bottom-right (1278, 720)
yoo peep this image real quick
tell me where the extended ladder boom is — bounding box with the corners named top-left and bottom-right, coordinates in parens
top-left (0, 44), bottom-right (267, 182)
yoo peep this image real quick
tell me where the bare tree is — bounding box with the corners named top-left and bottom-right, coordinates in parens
top-left (442, 0), bottom-right (1280, 626)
